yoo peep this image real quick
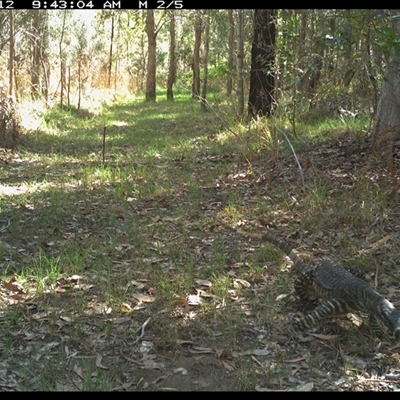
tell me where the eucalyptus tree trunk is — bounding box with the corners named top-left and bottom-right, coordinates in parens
top-left (200, 10), bottom-right (210, 109)
top-left (8, 9), bottom-right (14, 98)
top-left (108, 11), bottom-right (115, 89)
top-left (145, 10), bottom-right (157, 101)
top-left (371, 9), bottom-right (400, 142)
top-left (236, 9), bottom-right (245, 116)
top-left (248, 9), bottom-right (276, 117)
top-left (361, 9), bottom-right (379, 113)
top-left (192, 11), bottom-right (202, 98)
top-left (167, 11), bottom-right (176, 100)
top-left (299, 10), bottom-right (307, 60)
top-left (226, 9), bottom-right (235, 97)
top-left (31, 10), bottom-right (41, 98)
top-left (41, 11), bottom-right (50, 101)
top-left (59, 11), bottom-right (67, 106)
top-left (306, 10), bottom-right (324, 106)
top-left (145, 10), bottom-right (166, 101)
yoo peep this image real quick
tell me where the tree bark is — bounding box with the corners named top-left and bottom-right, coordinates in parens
top-left (59, 11), bottom-right (67, 106)
top-left (8, 10), bottom-right (14, 98)
top-left (371, 9), bottom-right (400, 141)
top-left (248, 9), bottom-right (277, 117)
top-left (192, 11), bottom-right (202, 98)
top-left (41, 11), bottom-right (50, 101)
top-left (226, 9), bottom-right (235, 97)
top-left (236, 9), bottom-right (245, 116)
top-left (108, 11), bottom-right (115, 89)
top-left (31, 10), bottom-right (41, 98)
top-left (145, 10), bottom-right (157, 101)
top-left (200, 10), bottom-right (210, 110)
top-left (167, 11), bottom-right (176, 100)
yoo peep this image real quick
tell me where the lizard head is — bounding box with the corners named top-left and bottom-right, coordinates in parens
top-left (388, 308), bottom-right (400, 339)
top-left (394, 326), bottom-right (400, 340)
top-left (377, 299), bottom-right (400, 339)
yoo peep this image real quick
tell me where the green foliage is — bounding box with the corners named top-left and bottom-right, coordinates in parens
top-left (375, 25), bottom-right (400, 57)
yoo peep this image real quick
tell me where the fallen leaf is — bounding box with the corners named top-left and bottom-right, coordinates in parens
top-left (291, 368), bottom-right (300, 376)
top-left (67, 275), bottom-right (82, 281)
top-left (174, 367), bottom-right (188, 375)
top-left (42, 241), bottom-right (55, 248)
top-left (176, 340), bottom-right (193, 346)
top-left (239, 348), bottom-right (271, 356)
top-left (10, 293), bottom-right (25, 301)
top-left (31, 312), bottom-right (50, 320)
top-left (187, 294), bottom-right (202, 305)
top-left (173, 296), bottom-right (190, 312)
top-left (233, 278), bottom-right (251, 288)
top-left (220, 361), bottom-right (235, 372)
top-left (284, 356), bottom-right (307, 363)
top-left (73, 364), bottom-right (85, 380)
top-left (96, 354), bottom-right (108, 370)
top-left (189, 346), bottom-right (213, 354)
top-left (276, 293), bottom-right (290, 301)
top-left (112, 316), bottom-right (132, 324)
top-left (255, 385), bottom-right (273, 392)
top-left (310, 333), bottom-right (340, 340)
top-left (196, 289), bottom-right (216, 298)
top-left (195, 279), bottom-right (212, 287)
top-left (60, 315), bottom-right (73, 322)
top-left (142, 359), bottom-right (165, 370)
top-left (231, 262), bottom-right (248, 268)
top-left (132, 293), bottom-right (155, 303)
top-left (3, 278), bottom-right (25, 293)
top-left (142, 257), bottom-right (168, 264)
top-left (390, 342), bottom-right (400, 350)
top-left (56, 382), bottom-right (79, 391)
top-left (294, 382), bottom-right (314, 391)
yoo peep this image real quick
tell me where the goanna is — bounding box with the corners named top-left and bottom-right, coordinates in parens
top-left (230, 227), bottom-right (400, 339)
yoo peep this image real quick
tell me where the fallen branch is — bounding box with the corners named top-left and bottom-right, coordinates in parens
top-left (276, 127), bottom-right (305, 189)
top-left (133, 317), bottom-right (151, 345)
top-left (0, 218), bottom-right (11, 233)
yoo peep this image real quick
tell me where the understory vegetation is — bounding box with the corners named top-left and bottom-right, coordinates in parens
top-left (0, 92), bottom-right (399, 391)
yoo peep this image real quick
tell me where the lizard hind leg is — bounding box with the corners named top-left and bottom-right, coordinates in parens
top-left (294, 269), bottom-right (316, 301)
top-left (293, 298), bottom-right (355, 332)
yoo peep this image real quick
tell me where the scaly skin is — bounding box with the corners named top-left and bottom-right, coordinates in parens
top-left (229, 227), bottom-right (400, 338)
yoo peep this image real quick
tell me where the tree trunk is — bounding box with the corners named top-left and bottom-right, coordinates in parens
top-left (113, 13), bottom-right (120, 92)
top-left (78, 55), bottom-right (82, 110)
top-left (192, 11), bottom-right (202, 98)
top-left (167, 11), bottom-right (176, 100)
top-left (59, 11), bottom-right (67, 106)
top-left (299, 10), bottom-right (307, 58)
top-left (139, 33), bottom-right (146, 92)
top-left (200, 11), bottom-right (210, 110)
top-left (248, 9), bottom-right (276, 117)
top-left (31, 10), bottom-right (41, 98)
top-left (145, 10), bottom-right (157, 102)
top-left (371, 9), bottom-right (400, 142)
top-left (236, 9), bottom-right (245, 116)
top-left (108, 11), bottom-right (115, 89)
top-left (361, 10), bottom-right (379, 112)
top-left (67, 64), bottom-right (71, 107)
top-left (226, 9), bottom-right (235, 97)
top-left (41, 11), bottom-right (50, 101)
top-left (8, 10), bottom-right (14, 98)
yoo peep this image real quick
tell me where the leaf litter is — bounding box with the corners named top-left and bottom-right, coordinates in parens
top-left (1, 116), bottom-right (400, 391)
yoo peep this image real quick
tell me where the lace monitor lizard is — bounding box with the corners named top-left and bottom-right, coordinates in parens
top-left (226, 225), bottom-right (400, 339)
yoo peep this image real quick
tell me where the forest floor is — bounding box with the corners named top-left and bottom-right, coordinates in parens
top-left (1, 94), bottom-right (400, 391)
